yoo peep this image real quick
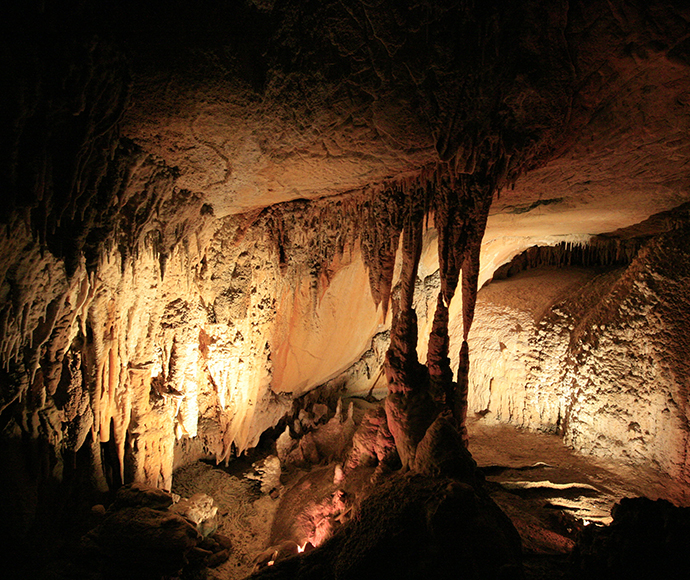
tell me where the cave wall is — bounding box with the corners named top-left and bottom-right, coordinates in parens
top-left (464, 229), bottom-right (690, 484)
top-left (0, 183), bottom-right (400, 492)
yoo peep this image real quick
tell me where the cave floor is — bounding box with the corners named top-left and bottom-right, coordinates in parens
top-left (171, 418), bottom-right (688, 580)
top-left (467, 417), bottom-right (689, 579)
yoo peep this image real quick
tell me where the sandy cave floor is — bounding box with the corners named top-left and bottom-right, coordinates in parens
top-left (467, 418), bottom-right (689, 578)
top-left (172, 417), bottom-right (688, 580)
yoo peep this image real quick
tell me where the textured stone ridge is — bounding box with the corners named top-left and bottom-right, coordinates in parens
top-left (464, 225), bottom-right (690, 485)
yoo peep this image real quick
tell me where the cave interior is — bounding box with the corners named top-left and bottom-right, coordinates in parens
top-left (3, 1), bottom-right (690, 579)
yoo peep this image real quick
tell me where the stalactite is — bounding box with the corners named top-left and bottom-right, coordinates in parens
top-left (455, 179), bottom-right (494, 441)
top-left (423, 169), bottom-right (496, 444)
top-left (491, 236), bottom-right (647, 281)
top-left (384, 192), bottom-right (426, 395)
top-left (382, 187), bottom-right (437, 469)
top-left (460, 184), bottom-right (493, 338)
top-left (427, 176), bottom-right (467, 410)
top-left (359, 151), bottom-right (501, 468)
top-left (2, 144), bottom-right (506, 498)
top-left (358, 185), bottom-right (405, 319)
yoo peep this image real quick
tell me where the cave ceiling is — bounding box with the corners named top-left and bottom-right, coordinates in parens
top-left (4, 0), bottom-right (690, 253)
top-left (115, 0), bottom-right (690, 236)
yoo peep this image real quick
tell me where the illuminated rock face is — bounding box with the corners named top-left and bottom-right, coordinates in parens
top-left (0, 187), bottom-right (398, 490)
top-left (3, 0), bottom-right (690, 554)
top-left (464, 229), bottom-right (690, 484)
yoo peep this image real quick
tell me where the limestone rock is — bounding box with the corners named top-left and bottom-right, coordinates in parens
top-left (4, 3), bottom-right (690, 573)
top-left (384, 389), bottom-right (436, 469)
top-left (246, 455), bottom-right (283, 494)
top-left (81, 506), bottom-right (200, 576)
top-left (250, 473), bottom-right (523, 580)
top-left (112, 482), bottom-right (174, 511)
top-left (462, 225), bottom-right (690, 484)
top-left (170, 493), bottom-right (218, 536)
top-left (413, 413), bottom-right (477, 483)
top-left (345, 404), bottom-right (397, 474)
top-left (276, 426), bottom-right (297, 463)
top-left (312, 401), bottom-right (357, 463)
top-left (575, 497), bottom-right (690, 579)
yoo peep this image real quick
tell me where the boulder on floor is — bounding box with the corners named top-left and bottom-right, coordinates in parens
top-left (81, 506), bottom-right (200, 578)
top-left (249, 472), bottom-right (523, 580)
top-left (574, 496), bottom-right (690, 579)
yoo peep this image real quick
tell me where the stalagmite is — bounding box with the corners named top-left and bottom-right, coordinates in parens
top-left (381, 168), bottom-right (498, 466)
top-left (383, 189), bottom-right (432, 468)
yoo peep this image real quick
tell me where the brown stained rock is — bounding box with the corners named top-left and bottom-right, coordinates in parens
top-left (373, 415), bottom-right (397, 467)
top-left (344, 403), bottom-right (396, 468)
top-left (199, 536), bottom-right (220, 552)
top-left (207, 548), bottom-right (230, 568)
top-left (312, 402), bottom-right (356, 463)
top-left (91, 504), bottom-right (106, 517)
top-left (384, 389), bottom-right (436, 470)
top-left (285, 403), bottom-right (359, 470)
top-left (253, 540), bottom-right (302, 572)
top-left (345, 407), bottom-right (385, 471)
top-left (213, 532), bottom-right (233, 551)
top-left (381, 171), bottom-right (495, 470)
top-left (312, 403), bottom-right (329, 424)
top-left (188, 546), bottom-right (214, 563)
top-left (299, 433), bottom-right (321, 465)
top-left (413, 413), bottom-right (477, 484)
top-left (250, 473), bottom-right (523, 580)
top-left (81, 506), bottom-right (200, 575)
top-left (112, 482), bottom-right (174, 511)
top-left (385, 216), bottom-right (425, 397)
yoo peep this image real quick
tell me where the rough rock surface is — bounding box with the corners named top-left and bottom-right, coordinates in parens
top-left (81, 506), bottom-right (200, 578)
top-left (250, 473), bottom-right (523, 580)
top-left (463, 224), bottom-right (690, 484)
top-left (111, 481), bottom-right (175, 511)
top-left (574, 497), bottom-right (690, 579)
top-left (4, 1), bottom-right (690, 573)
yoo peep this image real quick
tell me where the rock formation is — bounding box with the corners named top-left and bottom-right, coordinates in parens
top-left (2, 0), bottom-right (690, 576)
top-left (465, 220), bottom-right (690, 485)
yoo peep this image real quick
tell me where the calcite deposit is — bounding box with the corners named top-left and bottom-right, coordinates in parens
top-left (3, 0), bottom-right (690, 577)
top-left (462, 222), bottom-right (690, 485)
